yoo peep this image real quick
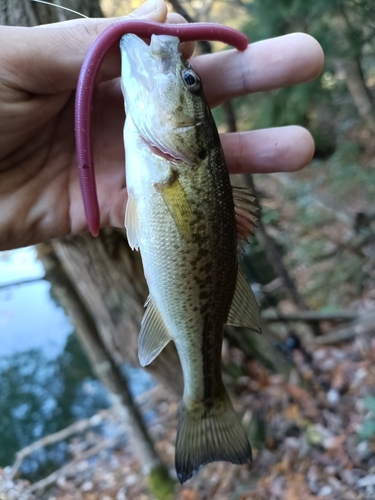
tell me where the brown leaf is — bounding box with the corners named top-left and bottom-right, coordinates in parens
top-left (246, 361), bottom-right (270, 388)
top-left (331, 365), bottom-right (347, 391)
top-left (283, 403), bottom-right (303, 423)
top-left (177, 489), bottom-right (197, 500)
top-left (287, 384), bottom-right (318, 418)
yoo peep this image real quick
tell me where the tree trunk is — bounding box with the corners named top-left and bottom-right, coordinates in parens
top-left (0, 0), bottom-right (103, 25)
top-left (37, 243), bottom-right (162, 474)
top-left (52, 231), bottom-right (183, 395)
top-left (341, 58), bottom-right (375, 134)
top-left (337, 7), bottom-right (375, 134)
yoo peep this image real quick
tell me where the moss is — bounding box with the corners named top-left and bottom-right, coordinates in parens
top-left (148, 465), bottom-right (176, 500)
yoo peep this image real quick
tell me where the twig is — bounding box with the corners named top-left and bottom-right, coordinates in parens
top-left (9, 409), bottom-right (113, 480)
top-left (135, 384), bottom-right (165, 407)
top-left (27, 437), bottom-right (118, 493)
top-left (261, 277), bottom-right (283, 293)
top-left (311, 312), bottom-right (375, 345)
top-left (0, 277), bottom-right (46, 289)
top-left (262, 310), bottom-right (358, 323)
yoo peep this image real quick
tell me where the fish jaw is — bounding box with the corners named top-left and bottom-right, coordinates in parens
top-left (120, 34), bottom-right (213, 165)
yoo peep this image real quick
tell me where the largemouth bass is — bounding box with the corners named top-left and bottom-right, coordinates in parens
top-left (120, 33), bottom-right (261, 483)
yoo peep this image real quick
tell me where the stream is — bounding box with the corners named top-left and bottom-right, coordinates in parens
top-left (0, 247), bottom-right (154, 482)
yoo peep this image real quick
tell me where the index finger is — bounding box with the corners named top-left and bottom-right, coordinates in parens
top-left (192, 33), bottom-right (324, 108)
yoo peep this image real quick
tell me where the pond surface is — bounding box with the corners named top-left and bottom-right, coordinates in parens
top-left (0, 247), bottom-right (154, 481)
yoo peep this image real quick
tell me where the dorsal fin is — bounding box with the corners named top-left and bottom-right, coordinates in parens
top-left (232, 185), bottom-right (260, 247)
top-left (227, 266), bottom-right (261, 333)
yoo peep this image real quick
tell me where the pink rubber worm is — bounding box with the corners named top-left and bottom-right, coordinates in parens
top-left (75, 20), bottom-right (249, 237)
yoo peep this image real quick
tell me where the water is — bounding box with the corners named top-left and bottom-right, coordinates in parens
top-left (0, 247), bottom-right (154, 481)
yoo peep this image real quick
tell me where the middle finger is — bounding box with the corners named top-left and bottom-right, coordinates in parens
top-left (192, 33), bottom-right (324, 108)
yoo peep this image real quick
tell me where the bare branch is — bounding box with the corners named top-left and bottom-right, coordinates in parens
top-left (311, 312), bottom-right (375, 345)
top-left (9, 409), bottom-right (113, 480)
top-left (27, 437), bottom-right (118, 493)
top-left (0, 277), bottom-right (45, 289)
top-left (262, 310), bottom-right (358, 323)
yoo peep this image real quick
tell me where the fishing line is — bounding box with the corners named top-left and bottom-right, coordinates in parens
top-left (30, 0), bottom-right (89, 19)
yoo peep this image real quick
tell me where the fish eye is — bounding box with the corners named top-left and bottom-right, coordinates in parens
top-left (182, 69), bottom-right (201, 92)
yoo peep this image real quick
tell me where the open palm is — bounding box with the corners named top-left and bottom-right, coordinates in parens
top-left (0, 0), bottom-right (323, 251)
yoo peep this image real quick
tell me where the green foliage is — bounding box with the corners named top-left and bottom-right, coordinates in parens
top-left (358, 396), bottom-right (375, 441)
top-left (247, 409), bottom-right (267, 450)
top-left (148, 465), bottom-right (176, 500)
top-left (232, 0), bottom-right (375, 157)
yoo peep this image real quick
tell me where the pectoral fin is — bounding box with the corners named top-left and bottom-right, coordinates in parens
top-left (156, 173), bottom-right (193, 242)
top-left (125, 191), bottom-right (140, 251)
top-left (227, 266), bottom-right (261, 333)
top-left (138, 296), bottom-right (172, 367)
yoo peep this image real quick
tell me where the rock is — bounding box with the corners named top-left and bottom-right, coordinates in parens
top-left (318, 485), bottom-right (332, 496)
top-left (357, 475), bottom-right (375, 487)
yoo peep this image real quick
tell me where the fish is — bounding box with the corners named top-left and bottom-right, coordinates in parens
top-left (120, 33), bottom-right (261, 483)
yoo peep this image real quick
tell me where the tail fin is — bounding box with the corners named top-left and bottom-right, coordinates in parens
top-left (175, 390), bottom-right (252, 483)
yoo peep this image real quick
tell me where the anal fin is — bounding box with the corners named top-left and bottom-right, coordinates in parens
top-left (227, 266), bottom-right (261, 333)
top-left (138, 296), bottom-right (172, 367)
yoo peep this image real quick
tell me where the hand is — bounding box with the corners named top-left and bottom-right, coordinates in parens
top-left (0, 0), bottom-right (323, 251)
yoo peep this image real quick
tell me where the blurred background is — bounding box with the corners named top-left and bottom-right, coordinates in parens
top-left (1, 0), bottom-right (375, 499)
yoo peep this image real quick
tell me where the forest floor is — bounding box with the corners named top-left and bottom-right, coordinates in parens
top-left (1, 320), bottom-right (375, 500)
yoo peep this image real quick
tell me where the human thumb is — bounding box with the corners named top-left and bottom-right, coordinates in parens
top-left (0, 0), bottom-right (168, 94)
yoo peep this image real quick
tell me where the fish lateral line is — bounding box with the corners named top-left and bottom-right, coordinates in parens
top-left (74, 20), bottom-right (249, 237)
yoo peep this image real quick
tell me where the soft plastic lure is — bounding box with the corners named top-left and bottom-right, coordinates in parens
top-left (74, 20), bottom-right (249, 236)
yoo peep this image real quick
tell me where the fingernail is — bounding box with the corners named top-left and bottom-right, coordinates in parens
top-left (131, 0), bottom-right (158, 17)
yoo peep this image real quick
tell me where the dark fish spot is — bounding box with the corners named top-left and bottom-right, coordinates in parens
top-left (198, 248), bottom-right (209, 257)
top-left (198, 148), bottom-right (207, 160)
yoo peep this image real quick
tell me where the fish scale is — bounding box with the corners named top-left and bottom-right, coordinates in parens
top-left (121, 33), bottom-right (260, 483)
top-left (141, 158), bottom-right (235, 402)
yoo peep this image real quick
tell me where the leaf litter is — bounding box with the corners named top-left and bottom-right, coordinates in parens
top-left (1, 322), bottom-right (375, 500)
